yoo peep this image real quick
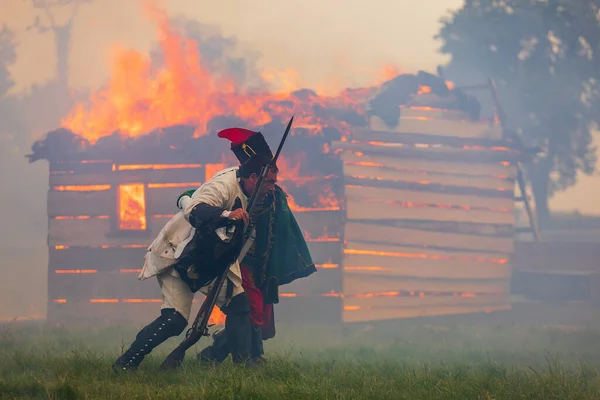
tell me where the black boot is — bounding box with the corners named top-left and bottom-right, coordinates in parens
top-left (112, 308), bottom-right (187, 372)
top-left (197, 327), bottom-right (230, 364)
top-left (250, 325), bottom-right (266, 363)
top-left (221, 293), bottom-right (251, 365)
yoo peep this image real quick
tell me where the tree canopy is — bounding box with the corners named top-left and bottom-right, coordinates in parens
top-left (437, 0), bottom-right (600, 227)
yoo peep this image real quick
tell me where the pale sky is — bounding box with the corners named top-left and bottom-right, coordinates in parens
top-left (2, 0), bottom-right (462, 92)
top-left (2, 0), bottom-right (595, 214)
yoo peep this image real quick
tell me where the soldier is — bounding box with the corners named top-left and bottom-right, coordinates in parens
top-left (112, 127), bottom-right (316, 371)
top-left (197, 128), bottom-right (318, 364)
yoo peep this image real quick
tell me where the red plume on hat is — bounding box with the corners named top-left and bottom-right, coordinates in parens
top-left (217, 128), bottom-right (255, 145)
top-left (217, 127), bottom-right (273, 164)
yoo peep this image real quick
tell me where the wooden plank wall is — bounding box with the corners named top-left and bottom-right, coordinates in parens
top-left (47, 160), bottom-right (343, 323)
top-left (511, 241), bottom-right (600, 302)
top-left (333, 106), bottom-right (518, 323)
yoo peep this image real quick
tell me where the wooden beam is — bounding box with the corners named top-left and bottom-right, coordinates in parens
top-left (399, 107), bottom-right (468, 120)
top-left (343, 292), bottom-right (507, 310)
top-left (346, 197), bottom-right (515, 225)
top-left (343, 256), bottom-right (510, 280)
top-left (368, 115), bottom-right (503, 140)
top-left (345, 222), bottom-right (514, 254)
top-left (344, 176), bottom-right (514, 199)
top-left (342, 301), bottom-right (510, 323)
top-left (343, 272), bottom-right (509, 296)
top-left (340, 152), bottom-right (517, 179)
top-left (345, 185), bottom-right (515, 211)
top-left (48, 217), bottom-right (158, 247)
top-left (48, 190), bottom-right (113, 217)
top-left (331, 141), bottom-right (522, 163)
top-left (281, 268), bottom-right (341, 295)
top-left (343, 163), bottom-right (514, 191)
top-left (50, 167), bottom-right (205, 186)
top-left (49, 247), bottom-right (146, 271)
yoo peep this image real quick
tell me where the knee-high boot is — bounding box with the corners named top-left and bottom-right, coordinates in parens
top-left (250, 324), bottom-right (266, 362)
top-left (221, 292), bottom-right (251, 364)
top-left (197, 327), bottom-right (230, 363)
top-left (112, 308), bottom-right (187, 372)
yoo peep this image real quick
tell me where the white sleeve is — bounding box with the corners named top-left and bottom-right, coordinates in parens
top-left (183, 178), bottom-right (231, 221)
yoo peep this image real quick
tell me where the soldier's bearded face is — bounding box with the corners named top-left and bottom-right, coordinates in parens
top-left (245, 170), bottom-right (278, 198)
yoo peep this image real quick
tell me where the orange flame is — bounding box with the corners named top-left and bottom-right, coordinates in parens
top-left (59, 2), bottom-right (377, 144)
top-left (117, 164), bottom-right (201, 171)
top-left (344, 248), bottom-right (507, 264)
top-left (417, 85), bottom-right (432, 95)
top-left (209, 307), bottom-right (226, 326)
top-left (118, 184), bottom-right (147, 230)
top-left (53, 185), bottom-right (111, 192)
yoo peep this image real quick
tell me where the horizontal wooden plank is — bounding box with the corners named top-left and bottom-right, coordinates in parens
top-left (345, 185), bottom-right (514, 211)
top-left (306, 241), bottom-right (342, 264)
top-left (340, 152), bottom-right (517, 179)
top-left (146, 186), bottom-right (199, 215)
top-left (346, 198), bottom-right (514, 225)
top-left (345, 222), bottom-right (514, 254)
top-left (368, 115), bottom-right (503, 140)
top-left (343, 163), bottom-right (514, 192)
top-left (49, 217), bottom-right (159, 247)
top-left (399, 106), bottom-right (469, 120)
top-left (49, 167), bottom-right (205, 186)
top-left (280, 268), bottom-right (341, 295)
top-left (48, 301), bottom-right (165, 325)
top-left (344, 293), bottom-right (508, 310)
top-left (49, 247), bottom-right (146, 271)
top-left (50, 160), bottom-right (114, 174)
top-left (343, 257), bottom-right (510, 281)
top-left (346, 129), bottom-right (511, 148)
top-left (275, 296), bottom-right (342, 323)
top-left (48, 190), bottom-right (114, 217)
top-left (343, 273), bottom-right (509, 296)
top-left (345, 175), bottom-right (513, 199)
top-left (294, 210), bottom-right (343, 238)
top-left (342, 302), bottom-right (510, 323)
top-left (331, 141), bottom-right (522, 163)
top-left (513, 241), bottom-right (600, 273)
top-left (48, 295), bottom-right (343, 324)
top-left (49, 272), bottom-right (160, 301)
top-left (347, 241), bottom-right (509, 262)
top-left (49, 216), bottom-right (341, 262)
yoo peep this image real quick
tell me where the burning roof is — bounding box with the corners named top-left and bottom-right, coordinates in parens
top-left (25, 3), bottom-right (495, 166)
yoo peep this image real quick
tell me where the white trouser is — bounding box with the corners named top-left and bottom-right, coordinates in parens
top-left (157, 267), bottom-right (244, 321)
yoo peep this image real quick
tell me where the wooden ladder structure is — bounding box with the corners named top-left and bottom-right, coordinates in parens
top-left (452, 76), bottom-right (541, 242)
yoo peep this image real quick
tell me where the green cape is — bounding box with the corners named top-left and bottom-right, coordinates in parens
top-left (242, 185), bottom-right (317, 304)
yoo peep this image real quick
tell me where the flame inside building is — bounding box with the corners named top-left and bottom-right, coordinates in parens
top-left (27, 5), bottom-right (532, 325)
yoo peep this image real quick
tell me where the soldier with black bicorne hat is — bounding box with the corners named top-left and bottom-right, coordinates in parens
top-left (112, 127), bottom-right (316, 371)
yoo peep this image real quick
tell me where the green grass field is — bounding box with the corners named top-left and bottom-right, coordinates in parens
top-left (2, 305), bottom-right (600, 399)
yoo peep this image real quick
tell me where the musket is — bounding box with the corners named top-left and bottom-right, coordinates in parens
top-left (158, 116), bottom-right (294, 371)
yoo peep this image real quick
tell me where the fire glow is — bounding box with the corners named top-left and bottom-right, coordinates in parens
top-left (116, 164), bottom-right (202, 171)
top-left (344, 248), bottom-right (508, 264)
top-left (59, 2), bottom-right (377, 144)
top-left (118, 184), bottom-right (147, 230)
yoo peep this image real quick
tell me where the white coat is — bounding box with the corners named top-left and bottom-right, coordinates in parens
top-left (138, 167), bottom-right (248, 289)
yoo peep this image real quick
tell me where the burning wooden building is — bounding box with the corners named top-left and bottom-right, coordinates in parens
top-left (28, 70), bottom-right (531, 325)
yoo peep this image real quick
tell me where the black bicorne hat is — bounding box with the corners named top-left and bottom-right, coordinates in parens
top-left (217, 128), bottom-right (274, 164)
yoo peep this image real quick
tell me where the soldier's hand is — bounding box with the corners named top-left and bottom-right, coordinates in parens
top-left (228, 208), bottom-right (249, 224)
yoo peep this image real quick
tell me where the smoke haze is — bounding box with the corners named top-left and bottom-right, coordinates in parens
top-left (0, 0), bottom-right (598, 322)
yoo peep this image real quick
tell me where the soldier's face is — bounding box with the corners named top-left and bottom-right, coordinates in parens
top-left (246, 170), bottom-right (278, 198)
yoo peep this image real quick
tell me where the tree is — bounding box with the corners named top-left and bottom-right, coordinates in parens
top-left (0, 24), bottom-right (19, 142)
top-left (437, 0), bottom-right (600, 228)
top-left (26, 0), bottom-right (94, 91)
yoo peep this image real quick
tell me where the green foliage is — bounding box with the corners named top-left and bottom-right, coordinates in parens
top-left (437, 0), bottom-right (600, 225)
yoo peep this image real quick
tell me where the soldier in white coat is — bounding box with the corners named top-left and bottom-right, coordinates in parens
top-left (112, 128), bottom-right (279, 371)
